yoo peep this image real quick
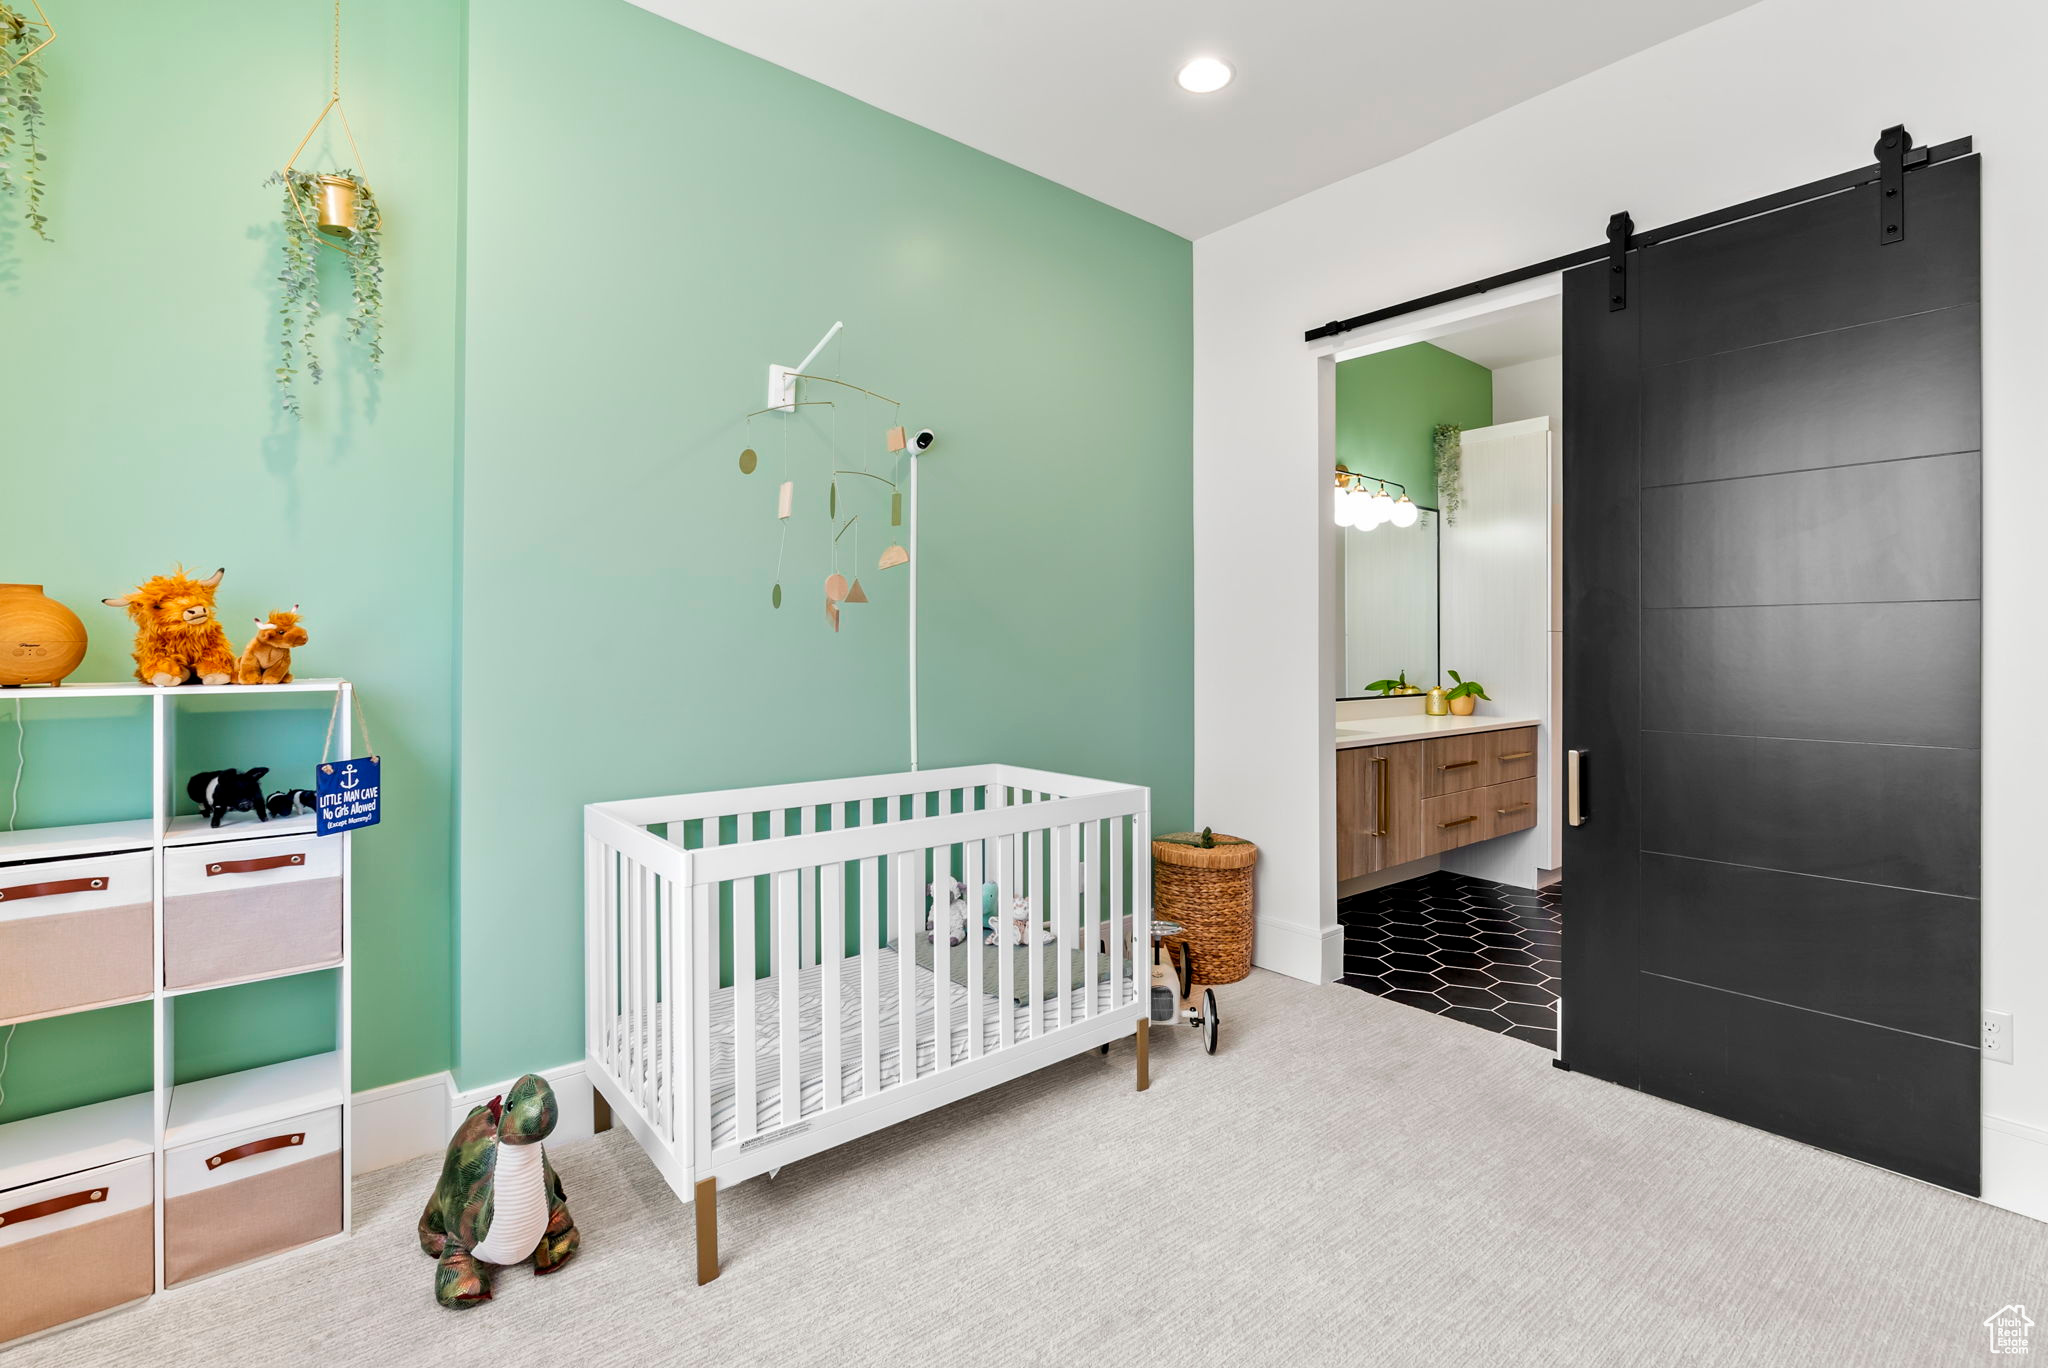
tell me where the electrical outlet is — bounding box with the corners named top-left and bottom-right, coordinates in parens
top-left (1983, 1010), bottom-right (2014, 1064)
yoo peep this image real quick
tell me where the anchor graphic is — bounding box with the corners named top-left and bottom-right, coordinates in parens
top-left (339, 763), bottom-right (360, 791)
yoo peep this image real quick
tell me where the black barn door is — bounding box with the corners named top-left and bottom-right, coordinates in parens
top-left (1562, 150), bottom-right (1982, 1192)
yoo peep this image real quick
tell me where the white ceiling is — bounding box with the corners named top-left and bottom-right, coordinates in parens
top-left (1430, 297), bottom-right (1563, 370)
top-left (628, 0), bottom-right (1759, 238)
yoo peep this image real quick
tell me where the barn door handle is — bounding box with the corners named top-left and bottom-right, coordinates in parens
top-left (1371, 756), bottom-right (1390, 838)
top-left (1567, 750), bottom-right (1589, 827)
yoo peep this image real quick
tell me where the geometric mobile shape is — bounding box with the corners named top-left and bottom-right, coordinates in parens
top-left (771, 582), bottom-right (782, 608)
top-left (739, 448), bottom-right (758, 474)
top-left (778, 480), bottom-right (793, 519)
top-left (885, 425), bottom-right (907, 453)
top-left (843, 578), bottom-right (869, 604)
top-left (824, 572), bottom-right (849, 603)
top-left (878, 544), bottom-right (909, 571)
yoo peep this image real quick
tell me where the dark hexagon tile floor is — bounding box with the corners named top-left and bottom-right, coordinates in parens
top-left (1338, 871), bottom-right (1562, 1051)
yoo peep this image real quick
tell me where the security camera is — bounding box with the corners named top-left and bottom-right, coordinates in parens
top-left (911, 429), bottom-right (936, 453)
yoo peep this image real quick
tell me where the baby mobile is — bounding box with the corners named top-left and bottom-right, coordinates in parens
top-left (737, 322), bottom-right (932, 632)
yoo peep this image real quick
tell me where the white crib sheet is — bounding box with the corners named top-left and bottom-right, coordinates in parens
top-left (608, 947), bottom-right (1132, 1150)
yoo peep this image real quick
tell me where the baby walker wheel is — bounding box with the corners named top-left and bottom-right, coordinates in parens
top-left (1200, 989), bottom-right (1219, 1055)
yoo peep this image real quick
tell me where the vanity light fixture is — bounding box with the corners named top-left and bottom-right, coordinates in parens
top-left (1176, 56), bottom-right (1233, 94)
top-left (1333, 469), bottom-right (1420, 531)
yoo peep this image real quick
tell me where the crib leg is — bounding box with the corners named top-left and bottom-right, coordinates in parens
top-left (1136, 1018), bottom-right (1150, 1092)
top-left (694, 1177), bottom-right (720, 1285)
top-left (592, 1088), bottom-right (612, 1135)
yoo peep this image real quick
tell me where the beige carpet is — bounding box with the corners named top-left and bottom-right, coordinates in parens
top-left (15, 970), bottom-right (2046, 1366)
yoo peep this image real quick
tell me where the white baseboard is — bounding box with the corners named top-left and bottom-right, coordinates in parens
top-left (1252, 917), bottom-right (1343, 984)
top-left (349, 1061), bottom-right (592, 1173)
top-left (1983, 1115), bottom-right (2048, 1224)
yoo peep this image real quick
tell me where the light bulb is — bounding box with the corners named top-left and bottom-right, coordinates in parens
top-left (1364, 487), bottom-right (1395, 527)
top-left (1389, 495), bottom-right (1420, 528)
top-left (1332, 485), bottom-right (1357, 528)
top-left (1176, 57), bottom-right (1234, 94)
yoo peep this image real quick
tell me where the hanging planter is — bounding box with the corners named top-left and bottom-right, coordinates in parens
top-left (267, 0), bottom-right (383, 419)
top-left (0, 1), bottom-right (55, 241)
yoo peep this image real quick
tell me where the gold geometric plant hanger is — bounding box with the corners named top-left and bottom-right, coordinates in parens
top-left (0, 1), bottom-right (55, 78)
top-left (279, 0), bottom-right (372, 258)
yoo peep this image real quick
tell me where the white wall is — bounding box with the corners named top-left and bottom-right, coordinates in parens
top-left (1492, 355), bottom-right (1563, 425)
top-left (1192, 0), bottom-right (2048, 1220)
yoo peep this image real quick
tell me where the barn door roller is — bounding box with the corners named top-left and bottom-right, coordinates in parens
top-left (1875, 124), bottom-right (1929, 244)
top-left (1605, 212), bottom-right (1633, 311)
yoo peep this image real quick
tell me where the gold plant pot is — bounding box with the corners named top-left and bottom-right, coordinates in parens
top-left (1448, 693), bottom-right (1476, 716)
top-left (315, 174), bottom-right (360, 238)
top-left (1425, 687), bottom-right (1450, 717)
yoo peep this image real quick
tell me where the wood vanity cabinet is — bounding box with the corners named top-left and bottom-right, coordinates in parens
top-left (1338, 727), bottom-right (1538, 878)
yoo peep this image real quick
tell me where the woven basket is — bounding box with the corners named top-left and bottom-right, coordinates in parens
top-left (1151, 833), bottom-right (1257, 987)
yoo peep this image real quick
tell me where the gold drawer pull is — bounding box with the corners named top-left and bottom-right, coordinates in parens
top-left (1436, 815), bottom-right (1479, 829)
top-left (1437, 759), bottom-right (1479, 771)
top-left (1495, 803), bottom-right (1532, 815)
top-left (1498, 750), bottom-right (1534, 761)
top-left (1372, 755), bottom-right (1390, 838)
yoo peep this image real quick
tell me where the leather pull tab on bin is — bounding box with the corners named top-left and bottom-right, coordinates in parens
top-left (0, 1186), bottom-right (107, 1228)
top-left (0, 875), bottom-right (108, 902)
top-left (204, 854), bottom-right (304, 877)
top-left (207, 1133), bottom-right (305, 1169)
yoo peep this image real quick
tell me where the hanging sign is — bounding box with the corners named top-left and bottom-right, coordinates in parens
top-left (316, 687), bottom-right (382, 836)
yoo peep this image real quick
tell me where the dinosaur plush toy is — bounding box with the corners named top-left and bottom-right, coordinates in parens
top-left (102, 566), bottom-right (237, 687)
top-left (418, 1073), bottom-right (579, 1309)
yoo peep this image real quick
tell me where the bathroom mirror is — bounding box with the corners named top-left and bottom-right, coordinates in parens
top-left (1338, 508), bottom-right (1440, 698)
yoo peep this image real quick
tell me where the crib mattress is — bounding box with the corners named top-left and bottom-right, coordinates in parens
top-left (607, 947), bottom-right (1133, 1150)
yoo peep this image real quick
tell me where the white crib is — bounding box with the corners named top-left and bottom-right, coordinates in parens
top-left (583, 763), bottom-right (1152, 1283)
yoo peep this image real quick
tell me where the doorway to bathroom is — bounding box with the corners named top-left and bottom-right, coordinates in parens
top-left (1327, 290), bottom-right (1565, 1051)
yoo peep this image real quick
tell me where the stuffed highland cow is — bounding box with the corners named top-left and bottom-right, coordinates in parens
top-left (237, 606), bottom-right (309, 685)
top-left (102, 567), bottom-right (237, 687)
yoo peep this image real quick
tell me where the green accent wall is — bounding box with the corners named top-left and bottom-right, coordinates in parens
top-left (1334, 342), bottom-right (1493, 506)
top-left (0, 0), bottom-right (462, 1121)
top-left (1, 0), bottom-right (1192, 1113)
top-left (454, 0), bottom-right (1192, 1088)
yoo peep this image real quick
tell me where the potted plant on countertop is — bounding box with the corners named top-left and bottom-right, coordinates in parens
top-left (1444, 669), bottom-right (1490, 716)
top-left (1364, 670), bottom-right (1425, 698)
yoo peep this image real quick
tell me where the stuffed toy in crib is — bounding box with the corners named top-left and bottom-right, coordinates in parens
top-left (418, 1073), bottom-right (579, 1309)
top-left (984, 888), bottom-right (1057, 946)
top-left (926, 881), bottom-right (973, 946)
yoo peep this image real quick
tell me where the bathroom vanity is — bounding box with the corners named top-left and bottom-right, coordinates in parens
top-left (1335, 715), bottom-right (1541, 881)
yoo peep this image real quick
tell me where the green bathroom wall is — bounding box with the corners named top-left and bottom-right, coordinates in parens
top-left (454, 0), bottom-right (1193, 1087)
top-left (1334, 342), bottom-right (1494, 506)
top-left (0, 0), bottom-right (462, 1120)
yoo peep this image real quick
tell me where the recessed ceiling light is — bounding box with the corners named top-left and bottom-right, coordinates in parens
top-left (1176, 57), bottom-right (1233, 94)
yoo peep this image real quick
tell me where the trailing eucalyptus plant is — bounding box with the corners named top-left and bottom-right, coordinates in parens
top-left (266, 168), bottom-right (383, 418)
top-left (0, 2), bottom-right (51, 240)
top-left (1432, 423), bottom-right (1464, 523)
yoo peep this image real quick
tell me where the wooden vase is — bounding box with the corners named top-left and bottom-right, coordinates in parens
top-left (0, 584), bottom-right (89, 686)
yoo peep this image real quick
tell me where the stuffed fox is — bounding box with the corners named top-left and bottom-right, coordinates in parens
top-left (102, 567), bottom-right (237, 687)
top-left (238, 607), bottom-right (308, 685)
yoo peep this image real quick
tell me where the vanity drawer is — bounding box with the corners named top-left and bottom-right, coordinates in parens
top-left (1482, 779), bottom-right (1538, 840)
top-left (163, 834), bottom-right (341, 990)
top-left (1423, 727), bottom-right (1538, 795)
top-left (0, 1155), bottom-right (155, 1343)
top-left (165, 1106), bottom-right (342, 1286)
top-left (0, 851), bottom-right (155, 1025)
top-left (1421, 787), bottom-right (1492, 854)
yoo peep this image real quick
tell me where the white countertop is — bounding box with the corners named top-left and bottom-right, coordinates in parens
top-left (1335, 712), bottom-right (1540, 749)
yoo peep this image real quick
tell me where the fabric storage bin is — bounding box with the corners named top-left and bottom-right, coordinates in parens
top-left (0, 851), bottom-right (154, 1025)
top-left (163, 833), bottom-right (341, 990)
top-left (165, 1106), bottom-right (342, 1285)
top-left (0, 1155), bottom-right (154, 1343)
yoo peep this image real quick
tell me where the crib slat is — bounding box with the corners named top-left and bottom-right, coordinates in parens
top-left (691, 881), bottom-right (715, 1169)
top-left (1080, 819), bottom-right (1097, 1021)
top-left (994, 803), bottom-right (1014, 1050)
top-left (776, 868), bottom-right (801, 1127)
top-left (792, 807), bottom-right (818, 967)
top-left (1054, 824), bottom-right (1074, 1030)
top-left (823, 860), bottom-right (845, 1110)
top-left (860, 855), bottom-right (880, 1099)
top-left (660, 873), bottom-right (679, 1142)
top-left (733, 870), bottom-right (758, 1143)
top-left (931, 843), bottom-right (950, 1076)
top-left (642, 863), bottom-right (660, 1115)
top-left (1110, 815), bottom-right (1126, 1009)
top-left (964, 839), bottom-right (984, 1059)
top-left (896, 850), bottom-right (917, 1085)
top-left (624, 860), bottom-right (642, 1110)
top-left (1026, 823), bottom-right (1045, 1039)
top-left (600, 844), bottom-right (616, 1082)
